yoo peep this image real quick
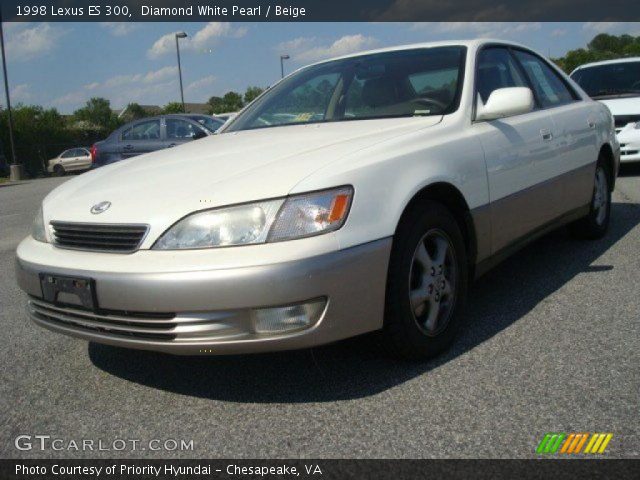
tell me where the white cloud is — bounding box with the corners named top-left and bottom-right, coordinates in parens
top-left (10, 84), bottom-right (33, 103)
top-left (412, 22), bottom-right (541, 37)
top-left (185, 75), bottom-right (217, 96)
top-left (142, 66), bottom-right (178, 83)
top-left (278, 34), bottom-right (378, 63)
top-left (100, 22), bottom-right (139, 37)
top-left (550, 29), bottom-right (567, 38)
top-left (4, 23), bottom-right (67, 61)
top-left (582, 22), bottom-right (640, 35)
top-left (51, 66), bottom-right (182, 110)
top-left (147, 22), bottom-right (247, 59)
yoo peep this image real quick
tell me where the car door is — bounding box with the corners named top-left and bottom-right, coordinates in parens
top-left (511, 49), bottom-right (598, 213)
top-left (119, 118), bottom-right (162, 158)
top-left (74, 148), bottom-right (92, 169)
top-left (473, 46), bottom-right (559, 254)
top-left (164, 117), bottom-right (208, 149)
top-left (59, 149), bottom-right (77, 170)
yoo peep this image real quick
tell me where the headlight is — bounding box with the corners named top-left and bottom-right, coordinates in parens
top-left (268, 186), bottom-right (353, 242)
top-left (31, 207), bottom-right (47, 243)
top-left (153, 186), bottom-right (353, 250)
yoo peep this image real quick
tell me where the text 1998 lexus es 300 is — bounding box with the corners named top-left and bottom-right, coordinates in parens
top-left (16, 40), bottom-right (619, 359)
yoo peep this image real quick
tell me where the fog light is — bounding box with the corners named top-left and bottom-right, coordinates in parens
top-left (252, 298), bottom-right (326, 334)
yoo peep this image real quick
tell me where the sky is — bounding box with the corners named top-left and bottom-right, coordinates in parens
top-left (2, 21), bottom-right (639, 113)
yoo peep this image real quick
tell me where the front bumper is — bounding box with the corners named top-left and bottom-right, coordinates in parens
top-left (16, 238), bottom-right (391, 355)
top-left (620, 147), bottom-right (640, 163)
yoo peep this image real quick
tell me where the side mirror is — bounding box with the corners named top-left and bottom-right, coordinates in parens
top-left (192, 130), bottom-right (208, 140)
top-left (476, 87), bottom-right (534, 121)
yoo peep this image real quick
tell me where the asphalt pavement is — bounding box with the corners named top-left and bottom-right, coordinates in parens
top-left (1, 169), bottom-right (638, 459)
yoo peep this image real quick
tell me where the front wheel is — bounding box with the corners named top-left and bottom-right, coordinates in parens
top-left (383, 201), bottom-right (468, 360)
top-left (570, 162), bottom-right (611, 239)
top-left (53, 164), bottom-right (66, 177)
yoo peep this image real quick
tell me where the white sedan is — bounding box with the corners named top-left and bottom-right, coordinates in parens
top-left (17, 40), bottom-right (619, 359)
top-left (47, 147), bottom-right (92, 176)
top-left (570, 57), bottom-right (640, 163)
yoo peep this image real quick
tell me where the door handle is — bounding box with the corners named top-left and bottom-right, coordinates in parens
top-left (588, 120), bottom-right (596, 129)
top-left (167, 143), bottom-right (177, 148)
top-left (123, 144), bottom-right (134, 150)
top-left (540, 129), bottom-right (553, 141)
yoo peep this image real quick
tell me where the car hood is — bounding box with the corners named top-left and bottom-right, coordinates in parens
top-left (596, 96), bottom-right (640, 117)
top-left (43, 117), bottom-right (441, 238)
top-left (617, 123), bottom-right (640, 143)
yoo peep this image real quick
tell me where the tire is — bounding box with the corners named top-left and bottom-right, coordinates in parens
top-left (570, 159), bottom-right (611, 240)
top-left (53, 164), bottom-right (66, 177)
top-left (383, 200), bottom-right (468, 360)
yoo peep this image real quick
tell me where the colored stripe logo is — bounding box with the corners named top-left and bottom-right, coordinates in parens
top-left (537, 433), bottom-right (613, 454)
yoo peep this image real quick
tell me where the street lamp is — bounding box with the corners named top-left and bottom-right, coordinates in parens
top-left (175, 32), bottom-right (187, 112)
top-left (0, 10), bottom-right (21, 181)
top-left (280, 54), bottom-right (290, 79)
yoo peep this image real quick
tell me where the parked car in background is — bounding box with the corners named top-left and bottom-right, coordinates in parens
top-left (90, 114), bottom-right (213, 168)
top-left (571, 57), bottom-right (640, 163)
top-left (187, 114), bottom-right (225, 132)
top-left (47, 148), bottom-right (91, 176)
top-left (17, 40), bottom-right (618, 359)
top-left (214, 112), bottom-right (237, 123)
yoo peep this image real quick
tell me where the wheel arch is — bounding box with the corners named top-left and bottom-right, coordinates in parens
top-left (396, 182), bottom-right (478, 275)
top-left (598, 143), bottom-right (616, 191)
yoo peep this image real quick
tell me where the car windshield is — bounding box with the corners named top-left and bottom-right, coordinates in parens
top-left (570, 61), bottom-right (640, 98)
top-left (226, 46), bottom-right (466, 132)
top-left (189, 115), bottom-right (224, 132)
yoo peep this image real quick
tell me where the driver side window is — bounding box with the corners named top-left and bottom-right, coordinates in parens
top-left (166, 119), bottom-right (205, 140)
top-left (121, 120), bottom-right (161, 141)
top-left (476, 47), bottom-right (527, 104)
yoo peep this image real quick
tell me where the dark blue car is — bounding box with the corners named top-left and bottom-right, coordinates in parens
top-left (90, 114), bottom-right (221, 168)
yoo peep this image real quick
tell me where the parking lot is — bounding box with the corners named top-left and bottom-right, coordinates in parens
top-left (1, 169), bottom-right (638, 459)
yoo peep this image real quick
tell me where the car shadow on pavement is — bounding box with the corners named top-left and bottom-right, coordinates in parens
top-left (89, 201), bottom-right (640, 403)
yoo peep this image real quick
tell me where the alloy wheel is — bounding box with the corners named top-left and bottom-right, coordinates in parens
top-left (593, 167), bottom-right (608, 226)
top-left (408, 229), bottom-right (457, 337)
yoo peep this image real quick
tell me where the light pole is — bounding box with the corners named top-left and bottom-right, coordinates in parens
top-left (175, 32), bottom-right (187, 112)
top-left (280, 54), bottom-right (290, 79)
top-left (0, 10), bottom-right (21, 180)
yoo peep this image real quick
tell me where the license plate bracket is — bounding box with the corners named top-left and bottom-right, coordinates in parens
top-left (39, 273), bottom-right (97, 310)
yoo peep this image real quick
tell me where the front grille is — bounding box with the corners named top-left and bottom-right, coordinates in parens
top-left (614, 115), bottom-right (640, 129)
top-left (28, 297), bottom-right (247, 343)
top-left (29, 298), bottom-right (178, 341)
top-left (50, 221), bottom-right (148, 253)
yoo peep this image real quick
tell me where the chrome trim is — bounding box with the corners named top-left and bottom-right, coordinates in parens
top-left (28, 297), bottom-right (328, 342)
top-left (50, 221), bottom-right (149, 253)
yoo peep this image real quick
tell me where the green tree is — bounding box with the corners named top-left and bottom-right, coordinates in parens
top-left (207, 96), bottom-right (225, 114)
top-left (553, 33), bottom-right (640, 73)
top-left (73, 97), bottom-right (120, 130)
top-left (163, 102), bottom-right (184, 114)
top-left (122, 102), bottom-right (147, 121)
top-left (244, 86), bottom-right (265, 104)
top-left (207, 92), bottom-right (244, 114)
top-left (221, 91), bottom-right (244, 112)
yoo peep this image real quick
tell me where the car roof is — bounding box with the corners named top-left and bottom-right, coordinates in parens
top-left (302, 39), bottom-right (533, 68)
top-left (572, 56), bottom-right (640, 72)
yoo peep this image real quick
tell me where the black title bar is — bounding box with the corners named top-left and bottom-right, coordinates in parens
top-left (0, 0), bottom-right (638, 22)
top-left (2, 459), bottom-right (639, 480)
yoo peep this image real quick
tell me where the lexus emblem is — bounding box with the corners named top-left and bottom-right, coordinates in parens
top-left (90, 201), bottom-right (111, 214)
